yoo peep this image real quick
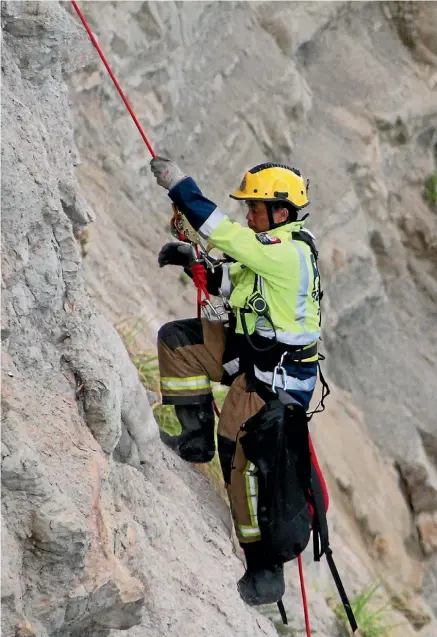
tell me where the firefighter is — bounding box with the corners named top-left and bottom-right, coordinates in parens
top-left (150, 158), bottom-right (321, 606)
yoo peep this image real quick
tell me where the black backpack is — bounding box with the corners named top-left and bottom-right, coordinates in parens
top-left (240, 398), bottom-right (357, 633)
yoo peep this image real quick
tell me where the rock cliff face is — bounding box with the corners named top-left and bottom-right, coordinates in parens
top-left (1, 2), bottom-right (437, 637)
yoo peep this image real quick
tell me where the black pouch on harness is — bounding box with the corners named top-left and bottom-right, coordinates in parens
top-left (240, 399), bottom-right (312, 564)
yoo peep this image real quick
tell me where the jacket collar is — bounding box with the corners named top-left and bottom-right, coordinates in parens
top-left (260, 221), bottom-right (305, 238)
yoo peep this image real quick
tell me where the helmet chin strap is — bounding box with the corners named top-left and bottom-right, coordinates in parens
top-left (267, 203), bottom-right (275, 229)
top-left (267, 202), bottom-right (290, 230)
top-left (267, 202), bottom-right (309, 229)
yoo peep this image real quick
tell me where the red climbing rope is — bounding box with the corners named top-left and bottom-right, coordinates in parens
top-left (298, 555), bottom-right (312, 637)
top-left (190, 256), bottom-right (220, 417)
top-left (71, 1), bottom-right (156, 158)
top-left (191, 263), bottom-right (210, 318)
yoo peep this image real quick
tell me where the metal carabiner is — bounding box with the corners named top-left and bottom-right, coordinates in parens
top-left (217, 288), bottom-right (232, 312)
top-left (201, 252), bottom-right (216, 273)
top-left (201, 298), bottom-right (228, 322)
top-left (271, 352), bottom-right (288, 393)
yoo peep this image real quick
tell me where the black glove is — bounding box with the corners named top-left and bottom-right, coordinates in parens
top-left (158, 242), bottom-right (197, 268)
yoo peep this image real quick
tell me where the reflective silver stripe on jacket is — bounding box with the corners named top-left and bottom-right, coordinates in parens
top-left (254, 366), bottom-right (318, 392)
top-left (255, 321), bottom-right (320, 346)
top-left (254, 273), bottom-right (320, 346)
top-left (220, 263), bottom-right (232, 298)
top-left (223, 358), bottom-right (239, 376)
top-left (198, 207), bottom-right (225, 239)
top-left (292, 240), bottom-right (310, 329)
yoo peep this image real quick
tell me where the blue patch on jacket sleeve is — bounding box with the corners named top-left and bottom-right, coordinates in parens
top-left (168, 177), bottom-right (217, 231)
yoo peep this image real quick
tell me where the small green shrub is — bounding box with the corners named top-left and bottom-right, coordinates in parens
top-left (211, 386), bottom-right (229, 410)
top-left (154, 404), bottom-right (181, 436)
top-left (424, 172), bottom-right (437, 207)
top-left (132, 353), bottom-right (159, 392)
top-left (333, 584), bottom-right (398, 637)
top-left (179, 272), bottom-right (190, 286)
top-left (116, 317), bottom-right (159, 391)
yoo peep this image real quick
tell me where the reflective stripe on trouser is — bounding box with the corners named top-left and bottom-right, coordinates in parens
top-left (160, 376), bottom-right (211, 392)
top-left (157, 318), bottom-right (226, 404)
top-left (217, 374), bottom-right (265, 544)
top-left (241, 460), bottom-right (260, 538)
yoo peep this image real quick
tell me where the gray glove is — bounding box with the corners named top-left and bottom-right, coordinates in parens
top-left (158, 242), bottom-right (197, 268)
top-left (150, 156), bottom-right (186, 191)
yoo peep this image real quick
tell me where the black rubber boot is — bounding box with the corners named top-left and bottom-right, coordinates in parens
top-left (160, 399), bottom-right (215, 463)
top-left (237, 542), bottom-right (285, 606)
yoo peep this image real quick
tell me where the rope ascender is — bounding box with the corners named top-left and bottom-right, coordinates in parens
top-left (71, 3), bottom-right (322, 634)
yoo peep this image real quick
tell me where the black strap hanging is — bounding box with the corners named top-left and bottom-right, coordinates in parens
top-left (277, 599), bottom-right (288, 625)
top-left (326, 548), bottom-right (358, 633)
top-left (307, 358), bottom-right (331, 421)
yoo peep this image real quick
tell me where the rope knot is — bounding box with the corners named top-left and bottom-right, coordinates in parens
top-left (191, 263), bottom-right (209, 303)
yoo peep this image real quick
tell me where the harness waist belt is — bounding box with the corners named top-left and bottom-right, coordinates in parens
top-left (252, 339), bottom-right (317, 363)
top-left (282, 342), bottom-right (318, 362)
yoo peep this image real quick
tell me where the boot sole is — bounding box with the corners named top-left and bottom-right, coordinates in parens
top-left (160, 431), bottom-right (215, 463)
top-left (237, 570), bottom-right (285, 606)
top-left (237, 585), bottom-right (285, 606)
top-left (179, 449), bottom-right (215, 463)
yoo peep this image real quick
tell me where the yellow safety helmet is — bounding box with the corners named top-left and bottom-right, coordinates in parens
top-left (230, 162), bottom-right (309, 209)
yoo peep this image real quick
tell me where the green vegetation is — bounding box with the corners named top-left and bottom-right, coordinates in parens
top-left (132, 352), bottom-right (160, 393)
top-left (117, 317), bottom-right (229, 501)
top-left (179, 271), bottom-right (190, 286)
top-left (116, 317), bottom-right (160, 392)
top-left (154, 404), bottom-right (181, 436)
top-left (333, 584), bottom-right (400, 637)
top-left (424, 172), bottom-right (437, 208)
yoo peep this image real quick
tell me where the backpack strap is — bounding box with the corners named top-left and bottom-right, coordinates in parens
top-left (291, 230), bottom-right (318, 259)
top-left (277, 599), bottom-right (288, 626)
top-left (308, 465), bottom-right (329, 561)
top-left (292, 230), bottom-right (324, 326)
top-left (326, 548), bottom-right (358, 633)
top-left (310, 477), bottom-right (358, 633)
top-left (307, 358), bottom-right (331, 420)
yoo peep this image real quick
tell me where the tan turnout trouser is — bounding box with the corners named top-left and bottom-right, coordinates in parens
top-left (158, 318), bottom-right (265, 543)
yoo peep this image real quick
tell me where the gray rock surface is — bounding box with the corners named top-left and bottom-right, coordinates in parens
top-left (2, 1), bottom-right (437, 636)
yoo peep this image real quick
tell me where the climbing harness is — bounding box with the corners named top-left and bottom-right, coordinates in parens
top-left (71, 4), bottom-right (354, 634)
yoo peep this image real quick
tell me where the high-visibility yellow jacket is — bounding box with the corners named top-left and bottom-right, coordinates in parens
top-left (169, 177), bottom-right (321, 350)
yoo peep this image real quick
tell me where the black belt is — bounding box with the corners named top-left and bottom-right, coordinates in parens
top-left (246, 336), bottom-right (317, 365)
top-left (282, 342), bottom-right (318, 362)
